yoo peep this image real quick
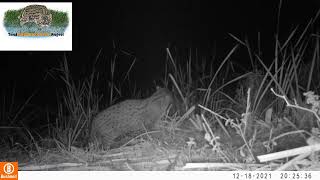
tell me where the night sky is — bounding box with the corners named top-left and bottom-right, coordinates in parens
top-left (0, 0), bottom-right (319, 109)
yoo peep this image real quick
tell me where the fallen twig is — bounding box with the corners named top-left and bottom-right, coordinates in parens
top-left (276, 153), bottom-right (310, 171)
top-left (20, 163), bottom-right (84, 170)
top-left (180, 162), bottom-right (264, 170)
top-left (257, 144), bottom-right (320, 162)
top-left (271, 88), bottom-right (320, 122)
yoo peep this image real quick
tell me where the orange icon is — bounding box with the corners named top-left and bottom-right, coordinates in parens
top-left (0, 162), bottom-right (18, 180)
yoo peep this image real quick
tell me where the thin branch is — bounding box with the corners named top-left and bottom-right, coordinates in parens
top-left (270, 88), bottom-right (320, 122)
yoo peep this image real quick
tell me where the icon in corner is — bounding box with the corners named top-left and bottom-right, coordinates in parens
top-left (0, 162), bottom-right (18, 180)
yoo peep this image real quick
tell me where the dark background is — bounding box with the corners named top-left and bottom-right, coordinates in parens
top-left (0, 0), bottom-right (319, 109)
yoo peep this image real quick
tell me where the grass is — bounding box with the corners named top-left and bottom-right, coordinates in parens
top-left (50, 10), bottom-right (69, 27)
top-left (0, 87), bottom-right (42, 161)
top-left (48, 56), bottom-right (101, 151)
top-left (46, 48), bottom-right (137, 151)
top-left (3, 9), bottom-right (22, 27)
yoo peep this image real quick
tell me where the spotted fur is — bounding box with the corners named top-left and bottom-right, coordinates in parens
top-left (19, 5), bottom-right (52, 27)
top-left (90, 87), bottom-right (175, 148)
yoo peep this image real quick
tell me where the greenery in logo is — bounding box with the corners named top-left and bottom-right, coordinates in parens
top-left (3, 5), bottom-right (69, 37)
